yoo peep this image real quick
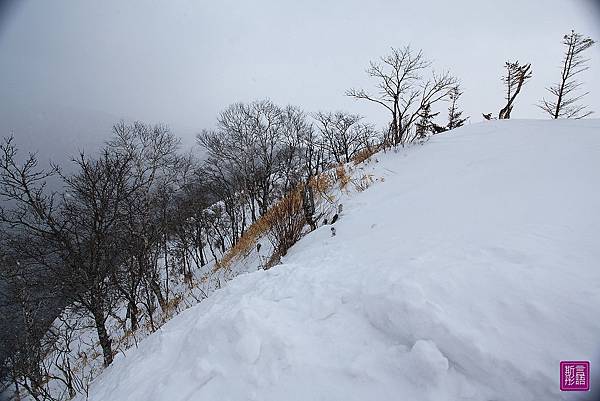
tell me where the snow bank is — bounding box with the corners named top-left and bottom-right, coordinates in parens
top-left (82, 120), bottom-right (600, 401)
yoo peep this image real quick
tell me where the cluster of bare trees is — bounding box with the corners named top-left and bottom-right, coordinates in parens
top-left (0, 122), bottom-right (193, 399)
top-left (483, 30), bottom-right (595, 120)
top-left (0, 98), bottom-right (384, 400)
top-left (197, 100), bottom-right (379, 254)
top-left (347, 46), bottom-right (466, 145)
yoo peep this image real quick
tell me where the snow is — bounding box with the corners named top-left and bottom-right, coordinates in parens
top-left (81, 119), bottom-right (600, 401)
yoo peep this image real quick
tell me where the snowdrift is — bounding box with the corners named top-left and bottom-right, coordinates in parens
top-left (82, 120), bottom-right (600, 401)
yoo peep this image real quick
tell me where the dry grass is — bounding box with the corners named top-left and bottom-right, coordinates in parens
top-left (353, 174), bottom-right (375, 192)
top-left (264, 250), bottom-right (281, 269)
top-left (214, 149), bottom-right (383, 270)
top-left (165, 294), bottom-right (183, 316)
top-left (120, 328), bottom-right (136, 343)
top-left (216, 187), bottom-right (306, 270)
top-left (336, 165), bottom-right (350, 191)
top-left (352, 146), bottom-right (379, 165)
top-left (309, 171), bottom-right (334, 194)
top-left (308, 171), bottom-right (336, 204)
top-left (214, 213), bottom-right (270, 270)
top-left (262, 187), bottom-right (306, 257)
top-left (215, 173), bottom-right (338, 270)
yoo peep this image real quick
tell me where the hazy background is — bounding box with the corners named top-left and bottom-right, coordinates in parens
top-left (0, 0), bottom-right (599, 167)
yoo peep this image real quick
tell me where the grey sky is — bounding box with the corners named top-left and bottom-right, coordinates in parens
top-left (1, 0), bottom-right (599, 158)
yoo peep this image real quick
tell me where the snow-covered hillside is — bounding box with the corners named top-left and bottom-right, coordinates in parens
top-left (82, 120), bottom-right (600, 401)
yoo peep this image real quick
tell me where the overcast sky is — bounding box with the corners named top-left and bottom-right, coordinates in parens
top-left (0, 0), bottom-right (599, 157)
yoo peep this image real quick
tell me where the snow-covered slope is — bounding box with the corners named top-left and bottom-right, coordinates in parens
top-left (83, 120), bottom-right (600, 401)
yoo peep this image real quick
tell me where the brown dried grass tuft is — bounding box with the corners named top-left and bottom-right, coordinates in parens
top-left (215, 150), bottom-right (385, 270)
top-left (352, 146), bottom-right (379, 165)
top-left (353, 174), bottom-right (375, 192)
top-left (336, 165), bottom-right (350, 191)
top-left (214, 215), bottom-right (269, 271)
top-left (165, 294), bottom-right (183, 316)
top-left (262, 187), bottom-right (305, 257)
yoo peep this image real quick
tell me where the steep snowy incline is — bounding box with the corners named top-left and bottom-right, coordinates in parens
top-left (83, 120), bottom-right (600, 401)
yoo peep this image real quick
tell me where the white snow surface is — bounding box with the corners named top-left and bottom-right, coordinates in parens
top-left (83, 120), bottom-right (600, 401)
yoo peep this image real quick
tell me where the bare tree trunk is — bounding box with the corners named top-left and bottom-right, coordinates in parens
top-left (195, 226), bottom-right (206, 267)
top-left (302, 182), bottom-right (316, 231)
top-left (553, 41), bottom-right (573, 119)
top-left (207, 233), bottom-right (218, 263)
top-left (14, 377), bottom-right (20, 401)
top-left (240, 206), bottom-right (247, 237)
top-left (249, 193), bottom-right (257, 222)
top-left (149, 275), bottom-right (167, 312)
top-left (261, 184), bottom-right (269, 215)
top-left (143, 286), bottom-right (156, 332)
top-left (127, 300), bottom-right (139, 331)
top-left (163, 238), bottom-right (169, 305)
top-left (91, 306), bottom-right (113, 367)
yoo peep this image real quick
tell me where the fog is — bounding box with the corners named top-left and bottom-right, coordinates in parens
top-left (0, 0), bottom-right (599, 163)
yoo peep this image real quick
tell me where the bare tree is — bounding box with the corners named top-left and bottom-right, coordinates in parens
top-left (314, 111), bottom-right (374, 164)
top-left (0, 136), bottom-right (136, 368)
top-left (199, 101), bottom-right (273, 221)
top-left (58, 150), bottom-right (134, 367)
top-left (539, 30), bottom-right (595, 119)
top-left (347, 46), bottom-right (458, 145)
top-left (169, 171), bottom-right (214, 285)
top-left (263, 187), bottom-right (306, 260)
top-left (0, 250), bottom-right (61, 401)
top-left (277, 105), bottom-right (313, 194)
top-left (446, 85), bottom-right (468, 130)
top-left (108, 121), bottom-right (181, 323)
top-left (299, 128), bottom-right (326, 231)
top-left (498, 61), bottom-right (532, 119)
top-left (197, 153), bottom-right (246, 247)
top-left (198, 100), bottom-right (308, 225)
